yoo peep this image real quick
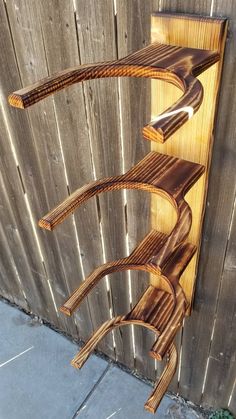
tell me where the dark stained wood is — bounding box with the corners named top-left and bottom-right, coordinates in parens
top-left (38, 152), bottom-right (204, 277)
top-left (9, 44), bottom-right (220, 144)
top-left (60, 230), bottom-right (195, 316)
top-left (62, 227), bottom-right (193, 413)
top-left (145, 342), bottom-right (178, 414)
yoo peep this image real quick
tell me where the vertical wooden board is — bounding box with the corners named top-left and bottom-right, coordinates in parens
top-left (0, 0), bottom-right (60, 323)
top-left (37, 0), bottom-right (115, 358)
top-left (116, 0), bottom-right (155, 378)
top-left (5, 0), bottom-right (84, 338)
top-left (201, 194), bottom-right (236, 407)
top-left (201, 269), bottom-right (236, 409)
top-left (160, 0), bottom-right (212, 14)
top-left (74, 0), bottom-right (132, 365)
top-left (0, 223), bottom-right (25, 307)
top-left (151, 12), bottom-right (228, 402)
top-left (229, 384), bottom-right (236, 416)
top-left (178, 1), bottom-right (236, 404)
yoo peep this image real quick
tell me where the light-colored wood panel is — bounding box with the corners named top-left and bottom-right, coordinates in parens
top-left (151, 13), bottom-right (227, 307)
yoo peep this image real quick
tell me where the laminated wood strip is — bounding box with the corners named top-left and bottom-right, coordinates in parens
top-left (60, 230), bottom-right (195, 317)
top-left (39, 151), bottom-right (204, 273)
top-left (144, 343), bottom-right (178, 414)
top-left (8, 43), bottom-right (219, 143)
top-left (70, 285), bottom-right (184, 414)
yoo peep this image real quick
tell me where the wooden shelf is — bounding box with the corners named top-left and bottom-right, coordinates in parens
top-left (39, 151), bottom-right (204, 276)
top-left (8, 42), bottom-right (219, 143)
top-left (66, 230), bottom-right (189, 413)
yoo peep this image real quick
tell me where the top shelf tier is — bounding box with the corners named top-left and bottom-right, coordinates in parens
top-left (9, 41), bottom-right (220, 143)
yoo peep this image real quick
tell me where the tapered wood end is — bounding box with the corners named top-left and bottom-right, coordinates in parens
top-left (70, 358), bottom-right (82, 369)
top-left (149, 350), bottom-right (163, 361)
top-left (59, 305), bottom-right (72, 316)
top-left (8, 93), bottom-right (25, 109)
top-left (144, 403), bottom-right (156, 414)
top-left (142, 125), bottom-right (165, 143)
top-left (38, 218), bottom-right (53, 231)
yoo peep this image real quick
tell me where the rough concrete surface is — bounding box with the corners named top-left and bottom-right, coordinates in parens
top-left (0, 300), bottom-right (206, 419)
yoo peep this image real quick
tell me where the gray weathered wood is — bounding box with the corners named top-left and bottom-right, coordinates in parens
top-left (37, 0), bottom-right (115, 358)
top-left (116, 0), bottom-right (155, 378)
top-left (5, 0), bottom-right (82, 338)
top-left (178, 0), bottom-right (236, 404)
top-left (74, 0), bottom-right (132, 364)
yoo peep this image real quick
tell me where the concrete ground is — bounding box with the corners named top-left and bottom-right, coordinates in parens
top-left (0, 300), bottom-right (206, 419)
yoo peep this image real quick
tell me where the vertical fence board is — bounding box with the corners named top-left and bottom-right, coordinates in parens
top-left (0, 0), bottom-right (60, 322)
top-left (5, 0), bottom-right (84, 338)
top-left (74, 0), bottom-right (132, 364)
top-left (178, 0), bottom-right (236, 404)
top-left (37, 0), bottom-right (115, 358)
top-left (116, 0), bottom-right (156, 379)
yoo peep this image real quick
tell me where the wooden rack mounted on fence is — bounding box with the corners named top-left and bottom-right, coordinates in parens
top-left (9, 13), bottom-right (227, 414)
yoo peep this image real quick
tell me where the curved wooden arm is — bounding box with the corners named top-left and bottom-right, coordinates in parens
top-left (8, 42), bottom-right (219, 143)
top-left (39, 152), bottom-right (203, 270)
top-left (70, 285), bottom-right (183, 414)
top-left (60, 230), bottom-right (196, 317)
top-left (144, 343), bottom-right (178, 414)
top-left (150, 285), bottom-right (187, 360)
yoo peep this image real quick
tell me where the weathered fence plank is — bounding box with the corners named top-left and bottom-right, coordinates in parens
top-left (5, 0), bottom-right (82, 338)
top-left (116, 0), bottom-right (155, 379)
top-left (37, 0), bottom-right (115, 358)
top-left (74, 0), bottom-right (132, 365)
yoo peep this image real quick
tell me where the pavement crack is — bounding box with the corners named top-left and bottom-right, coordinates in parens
top-left (71, 363), bottom-right (111, 418)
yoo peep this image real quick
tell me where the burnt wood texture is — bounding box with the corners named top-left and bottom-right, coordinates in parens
top-left (9, 42), bottom-right (219, 143)
top-left (8, 10), bottom-right (227, 415)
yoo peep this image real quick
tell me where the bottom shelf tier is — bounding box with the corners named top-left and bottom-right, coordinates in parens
top-left (60, 229), bottom-right (194, 413)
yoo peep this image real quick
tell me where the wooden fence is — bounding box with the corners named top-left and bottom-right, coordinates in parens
top-left (0, 0), bottom-right (236, 413)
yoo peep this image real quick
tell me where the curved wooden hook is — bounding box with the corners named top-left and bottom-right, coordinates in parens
top-left (145, 343), bottom-right (178, 414)
top-left (60, 230), bottom-right (195, 317)
top-left (39, 152), bottom-right (203, 271)
top-left (8, 42), bottom-right (219, 143)
top-left (70, 285), bottom-right (184, 414)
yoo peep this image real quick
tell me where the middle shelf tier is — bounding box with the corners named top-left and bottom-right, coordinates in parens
top-left (39, 151), bottom-right (204, 272)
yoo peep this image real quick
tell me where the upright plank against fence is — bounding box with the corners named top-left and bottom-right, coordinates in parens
top-left (74, 0), bottom-right (132, 364)
top-left (0, 0), bottom-right (60, 322)
top-left (6, 0), bottom-right (87, 338)
top-left (116, 0), bottom-right (156, 379)
top-left (37, 0), bottom-right (115, 358)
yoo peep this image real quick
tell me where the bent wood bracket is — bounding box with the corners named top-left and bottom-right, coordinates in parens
top-left (39, 151), bottom-right (204, 275)
top-left (60, 230), bottom-right (191, 413)
top-left (8, 42), bottom-right (219, 143)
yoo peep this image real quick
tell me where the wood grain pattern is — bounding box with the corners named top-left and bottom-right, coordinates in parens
top-left (8, 42), bottom-right (219, 143)
top-left (70, 282), bottom-right (185, 413)
top-left (144, 343), bottom-right (177, 414)
top-left (115, 0), bottom-right (153, 379)
top-left (151, 13), bottom-right (228, 309)
top-left (60, 230), bottom-right (195, 316)
top-left (39, 151), bottom-right (204, 296)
